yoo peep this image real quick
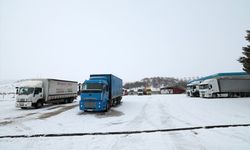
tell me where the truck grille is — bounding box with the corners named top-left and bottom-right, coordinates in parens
top-left (18, 99), bottom-right (26, 102)
top-left (84, 98), bottom-right (96, 100)
top-left (84, 102), bottom-right (96, 108)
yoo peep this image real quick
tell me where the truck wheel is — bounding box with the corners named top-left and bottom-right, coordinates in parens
top-left (117, 99), bottom-right (121, 105)
top-left (113, 100), bottom-right (117, 106)
top-left (212, 93), bottom-right (217, 98)
top-left (64, 99), bottom-right (69, 104)
top-left (228, 93), bottom-right (233, 98)
top-left (105, 101), bottom-right (111, 112)
top-left (69, 99), bottom-right (74, 103)
top-left (35, 100), bottom-right (44, 109)
top-left (110, 99), bottom-right (114, 106)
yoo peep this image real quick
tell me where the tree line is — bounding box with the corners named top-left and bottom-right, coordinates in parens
top-left (123, 77), bottom-right (195, 89)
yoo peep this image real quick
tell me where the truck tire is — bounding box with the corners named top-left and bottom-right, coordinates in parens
top-left (35, 100), bottom-right (44, 109)
top-left (64, 99), bottom-right (69, 104)
top-left (115, 97), bottom-right (122, 105)
top-left (113, 100), bottom-right (117, 106)
top-left (68, 98), bottom-right (74, 103)
top-left (228, 93), bottom-right (233, 98)
top-left (105, 101), bottom-right (111, 112)
top-left (117, 99), bottom-right (121, 105)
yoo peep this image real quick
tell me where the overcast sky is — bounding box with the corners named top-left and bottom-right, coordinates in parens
top-left (0, 0), bottom-right (250, 83)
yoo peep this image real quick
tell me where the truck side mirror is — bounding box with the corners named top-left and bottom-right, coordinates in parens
top-left (15, 87), bottom-right (19, 95)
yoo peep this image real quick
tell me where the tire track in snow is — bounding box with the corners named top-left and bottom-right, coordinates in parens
top-left (38, 104), bottom-right (78, 119)
top-left (157, 99), bottom-right (205, 150)
top-left (127, 99), bottom-right (158, 129)
top-left (0, 123), bottom-right (250, 139)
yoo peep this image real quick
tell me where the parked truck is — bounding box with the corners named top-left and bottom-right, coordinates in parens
top-left (79, 74), bottom-right (123, 112)
top-left (16, 79), bottom-right (78, 109)
top-left (186, 81), bottom-right (200, 97)
top-left (143, 88), bottom-right (152, 95)
top-left (199, 75), bottom-right (250, 98)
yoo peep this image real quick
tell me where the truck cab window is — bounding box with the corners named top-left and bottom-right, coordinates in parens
top-left (34, 88), bottom-right (42, 94)
top-left (83, 83), bottom-right (103, 90)
top-left (19, 87), bottom-right (34, 95)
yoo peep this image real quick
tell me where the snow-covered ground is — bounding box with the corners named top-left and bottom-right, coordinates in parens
top-left (0, 94), bottom-right (250, 149)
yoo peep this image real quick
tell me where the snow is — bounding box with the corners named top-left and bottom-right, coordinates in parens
top-left (0, 94), bottom-right (250, 149)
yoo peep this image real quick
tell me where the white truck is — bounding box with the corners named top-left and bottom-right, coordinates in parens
top-left (186, 81), bottom-right (201, 97)
top-left (16, 79), bottom-right (78, 109)
top-left (199, 76), bottom-right (250, 98)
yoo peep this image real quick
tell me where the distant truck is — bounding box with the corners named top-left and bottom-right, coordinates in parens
top-left (16, 79), bottom-right (78, 109)
top-left (79, 74), bottom-right (123, 112)
top-left (123, 88), bottom-right (128, 96)
top-left (137, 89), bottom-right (143, 95)
top-left (199, 76), bottom-right (250, 98)
top-left (186, 81), bottom-right (200, 97)
top-left (160, 86), bottom-right (185, 94)
top-left (128, 89), bottom-right (135, 95)
top-left (143, 88), bottom-right (152, 95)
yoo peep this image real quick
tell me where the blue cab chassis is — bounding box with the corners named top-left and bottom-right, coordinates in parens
top-left (80, 74), bottom-right (123, 111)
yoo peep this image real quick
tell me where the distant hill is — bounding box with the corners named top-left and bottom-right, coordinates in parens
top-left (0, 80), bottom-right (17, 94)
top-left (123, 77), bottom-right (191, 89)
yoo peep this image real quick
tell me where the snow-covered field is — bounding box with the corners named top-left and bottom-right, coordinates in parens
top-left (0, 94), bottom-right (250, 150)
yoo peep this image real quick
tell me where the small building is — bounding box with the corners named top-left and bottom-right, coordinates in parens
top-left (160, 86), bottom-right (185, 94)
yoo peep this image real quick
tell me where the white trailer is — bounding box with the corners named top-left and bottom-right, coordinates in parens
top-left (16, 79), bottom-right (78, 109)
top-left (199, 76), bottom-right (250, 98)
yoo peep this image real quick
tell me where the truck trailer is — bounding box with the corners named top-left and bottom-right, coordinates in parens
top-left (79, 74), bottom-right (123, 112)
top-left (16, 79), bottom-right (78, 109)
top-left (199, 75), bottom-right (250, 98)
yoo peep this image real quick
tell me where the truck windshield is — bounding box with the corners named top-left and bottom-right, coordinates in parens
top-left (19, 87), bottom-right (34, 95)
top-left (83, 83), bottom-right (103, 90)
top-left (199, 84), bottom-right (209, 89)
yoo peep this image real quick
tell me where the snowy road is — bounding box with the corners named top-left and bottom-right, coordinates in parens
top-left (0, 95), bottom-right (250, 149)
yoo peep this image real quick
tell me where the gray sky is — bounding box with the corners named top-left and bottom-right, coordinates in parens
top-left (0, 0), bottom-right (250, 83)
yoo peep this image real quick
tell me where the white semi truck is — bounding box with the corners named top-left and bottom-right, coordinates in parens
top-left (199, 76), bottom-right (250, 98)
top-left (186, 81), bottom-right (201, 97)
top-left (16, 79), bottom-right (78, 109)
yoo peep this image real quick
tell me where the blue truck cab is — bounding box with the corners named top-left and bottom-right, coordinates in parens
top-left (80, 74), bottom-right (122, 112)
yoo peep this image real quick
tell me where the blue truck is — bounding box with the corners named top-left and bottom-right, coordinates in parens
top-left (80, 74), bottom-right (123, 111)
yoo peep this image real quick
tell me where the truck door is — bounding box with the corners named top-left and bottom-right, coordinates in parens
top-left (34, 88), bottom-right (43, 101)
top-left (104, 85), bottom-right (109, 100)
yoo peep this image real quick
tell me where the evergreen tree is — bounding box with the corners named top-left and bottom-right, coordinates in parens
top-left (238, 30), bottom-right (250, 74)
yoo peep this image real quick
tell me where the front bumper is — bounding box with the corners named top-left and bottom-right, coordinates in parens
top-left (79, 100), bottom-right (106, 111)
top-left (16, 101), bottom-right (32, 108)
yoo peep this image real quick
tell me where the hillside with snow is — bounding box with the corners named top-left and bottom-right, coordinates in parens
top-left (0, 80), bottom-right (16, 94)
